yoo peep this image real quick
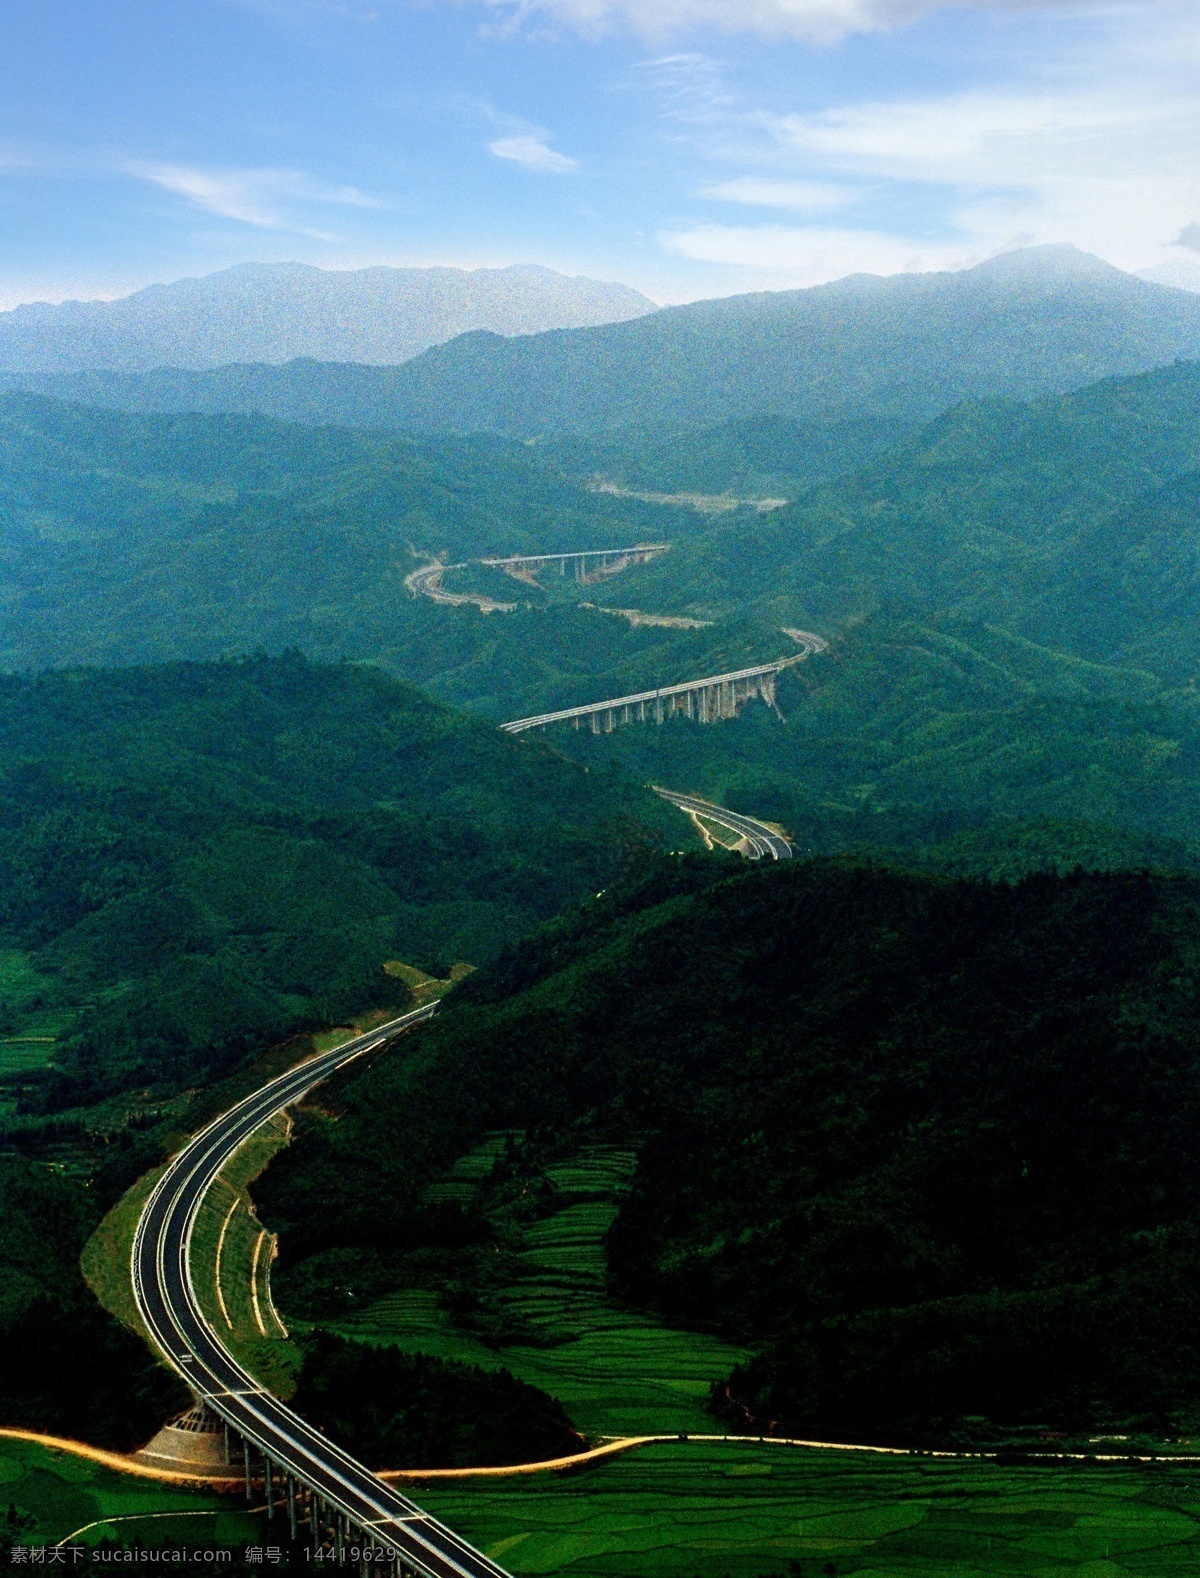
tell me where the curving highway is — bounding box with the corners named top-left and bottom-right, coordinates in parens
top-left (129, 785), bottom-right (787, 1568)
top-left (500, 655), bottom-right (810, 736)
top-left (653, 787), bottom-right (792, 860)
top-left (131, 1004), bottom-right (513, 1578)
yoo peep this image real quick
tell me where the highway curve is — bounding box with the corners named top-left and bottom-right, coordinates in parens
top-left (653, 786), bottom-right (793, 860)
top-left (131, 1004), bottom-right (512, 1578)
top-left (130, 788), bottom-right (785, 1568)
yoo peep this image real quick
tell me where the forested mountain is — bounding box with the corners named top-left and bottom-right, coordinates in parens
top-left (0, 262), bottom-right (653, 374)
top-left (260, 855), bottom-right (1200, 1441)
top-left (11, 255), bottom-right (1200, 1482)
top-left (0, 655), bottom-right (671, 1119)
top-left (526, 357), bottom-right (1200, 858)
top-left (538, 412), bottom-right (916, 499)
top-left (17, 247), bottom-right (1200, 437)
top-left (573, 611), bottom-right (1200, 862)
top-left (604, 358), bottom-right (1200, 664)
top-left (0, 392), bottom-right (717, 690)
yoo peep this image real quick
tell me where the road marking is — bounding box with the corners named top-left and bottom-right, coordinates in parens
top-left (261, 1233), bottom-right (289, 1337)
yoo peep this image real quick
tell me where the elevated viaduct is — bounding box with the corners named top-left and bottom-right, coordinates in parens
top-left (479, 544), bottom-right (669, 584)
top-left (500, 636), bottom-right (826, 737)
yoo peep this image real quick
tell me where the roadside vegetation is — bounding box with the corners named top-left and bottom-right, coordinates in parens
top-left (418, 1439), bottom-right (1200, 1578)
top-left (0, 1155), bottom-right (185, 1449)
top-left (0, 1435), bottom-right (262, 1553)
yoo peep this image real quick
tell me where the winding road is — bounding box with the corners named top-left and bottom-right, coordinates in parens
top-left (653, 788), bottom-right (792, 860)
top-left (128, 785), bottom-right (788, 1570)
top-left (131, 1003), bottom-right (513, 1578)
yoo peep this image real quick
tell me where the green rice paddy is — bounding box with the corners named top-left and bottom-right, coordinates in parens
top-left (61, 1131), bottom-right (1200, 1572)
top-left (0, 1437), bottom-right (262, 1550)
top-left (417, 1438), bottom-right (1200, 1577)
top-left (330, 1141), bottom-right (751, 1437)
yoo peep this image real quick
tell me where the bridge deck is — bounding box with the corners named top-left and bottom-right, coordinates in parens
top-left (479, 544), bottom-right (668, 566)
top-left (500, 653), bottom-right (809, 733)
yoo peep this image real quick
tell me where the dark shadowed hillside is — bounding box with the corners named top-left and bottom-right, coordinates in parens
top-left (260, 855), bottom-right (1200, 1442)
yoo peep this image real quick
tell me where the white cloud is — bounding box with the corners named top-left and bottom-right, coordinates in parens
top-left (769, 87), bottom-right (1181, 178)
top-left (641, 3), bottom-right (1200, 290)
top-left (454, 0), bottom-right (1138, 45)
top-left (699, 177), bottom-right (854, 208)
top-left (762, 73), bottom-right (1200, 268)
top-left (488, 135), bottom-right (579, 172)
top-left (125, 162), bottom-right (382, 232)
top-left (661, 221), bottom-right (990, 282)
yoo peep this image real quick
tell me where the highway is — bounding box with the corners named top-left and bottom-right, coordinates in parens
top-left (131, 1004), bottom-right (514, 1578)
top-left (500, 654), bottom-right (811, 735)
top-left (128, 779), bottom-right (787, 1567)
top-left (653, 787), bottom-right (793, 860)
top-left (404, 558), bottom-right (514, 614)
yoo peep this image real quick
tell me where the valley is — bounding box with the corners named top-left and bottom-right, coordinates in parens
top-left (7, 247), bottom-right (1200, 1575)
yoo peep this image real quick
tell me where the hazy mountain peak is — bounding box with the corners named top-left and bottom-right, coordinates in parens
top-left (1139, 257), bottom-right (1200, 294)
top-left (0, 261), bottom-right (657, 374)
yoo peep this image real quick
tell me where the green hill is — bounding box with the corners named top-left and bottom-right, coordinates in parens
top-left (565, 610), bottom-right (1200, 857)
top-left (600, 357), bottom-right (1200, 635)
top-left (0, 654), bottom-right (672, 1118)
top-left (0, 391), bottom-right (720, 682)
top-left (259, 855), bottom-right (1200, 1442)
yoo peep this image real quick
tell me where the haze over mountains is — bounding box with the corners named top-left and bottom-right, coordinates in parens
top-left (17, 246), bottom-right (1200, 441)
top-left (0, 262), bottom-right (655, 374)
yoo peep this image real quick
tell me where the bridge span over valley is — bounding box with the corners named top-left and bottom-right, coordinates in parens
top-left (479, 544), bottom-right (669, 583)
top-left (501, 635), bottom-right (827, 736)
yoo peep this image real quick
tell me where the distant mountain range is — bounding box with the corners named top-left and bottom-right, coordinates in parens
top-left (15, 246), bottom-right (1200, 439)
top-left (1139, 258), bottom-right (1200, 293)
top-left (0, 261), bottom-right (655, 374)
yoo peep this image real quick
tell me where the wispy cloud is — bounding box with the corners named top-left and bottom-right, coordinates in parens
top-left (450, 0), bottom-right (1136, 45)
top-left (625, 2), bottom-right (1200, 289)
top-left (699, 177), bottom-right (854, 208)
top-left (661, 221), bottom-right (988, 282)
top-left (125, 162), bottom-right (383, 234)
top-left (488, 135), bottom-right (578, 172)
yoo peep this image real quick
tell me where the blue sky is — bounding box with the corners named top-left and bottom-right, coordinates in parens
top-left (0, 0), bottom-right (1195, 307)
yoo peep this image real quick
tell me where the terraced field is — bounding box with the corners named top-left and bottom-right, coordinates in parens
top-left (417, 1438), bottom-right (1200, 1577)
top-left (330, 1142), bottom-right (750, 1437)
